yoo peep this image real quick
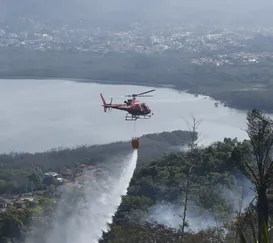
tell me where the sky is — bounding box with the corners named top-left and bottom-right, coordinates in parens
top-left (1, 0), bottom-right (273, 27)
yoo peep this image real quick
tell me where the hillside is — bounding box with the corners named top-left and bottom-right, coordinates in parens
top-left (0, 136), bottom-right (266, 243)
top-left (1, 110), bottom-right (273, 243)
top-left (0, 130), bottom-right (195, 194)
top-left (105, 138), bottom-right (252, 228)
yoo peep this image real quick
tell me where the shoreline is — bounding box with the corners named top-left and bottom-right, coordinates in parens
top-left (0, 76), bottom-right (260, 155)
top-left (1, 75), bottom-right (268, 114)
top-left (1, 76), bottom-right (177, 89)
top-left (0, 75), bottom-right (238, 110)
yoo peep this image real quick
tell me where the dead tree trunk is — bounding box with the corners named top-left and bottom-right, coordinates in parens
top-left (180, 116), bottom-right (202, 240)
top-left (257, 186), bottom-right (268, 242)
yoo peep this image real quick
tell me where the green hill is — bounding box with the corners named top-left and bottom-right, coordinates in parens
top-left (0, 130), bottom-right (195, 194)
top-left (1, 109), bottom-right (273, 242)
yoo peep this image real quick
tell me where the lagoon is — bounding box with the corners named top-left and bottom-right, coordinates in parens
top-left (0, 79), bottom-right (250, 153)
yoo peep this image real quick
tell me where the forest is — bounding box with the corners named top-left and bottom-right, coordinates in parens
top-left (0, 130), bottom-right (194, 194)
top-left (0, 109), bottom-right (273, 243)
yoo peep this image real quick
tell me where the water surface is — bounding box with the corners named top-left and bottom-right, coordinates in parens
top-left (0, 79), bottom-right (250, 153)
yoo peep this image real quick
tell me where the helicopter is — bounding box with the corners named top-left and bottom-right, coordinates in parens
top-left (100, 89), bottom-right (155, 121)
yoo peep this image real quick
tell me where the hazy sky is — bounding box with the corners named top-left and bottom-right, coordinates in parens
top-left (1, 0), bottom-right (273, 27)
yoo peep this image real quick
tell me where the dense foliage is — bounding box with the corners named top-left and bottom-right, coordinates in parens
top-left (1, 110), bottom-right (273, 242)
top-left (100, 138), bottom-right (252, 240)
top-left (0, 136), bottom-right (258, 242)
top-left (0, 130), bottom-right (194, 195)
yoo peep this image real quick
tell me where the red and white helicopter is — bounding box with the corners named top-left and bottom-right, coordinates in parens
top-left (100, 89), bottom-right (155, 121)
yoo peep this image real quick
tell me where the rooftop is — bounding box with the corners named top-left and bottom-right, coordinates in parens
top-left (44, 172), bottom-right (58, 176)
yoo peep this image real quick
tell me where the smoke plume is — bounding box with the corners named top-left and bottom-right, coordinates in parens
top-left (145, 173), bottom-right (254, 232)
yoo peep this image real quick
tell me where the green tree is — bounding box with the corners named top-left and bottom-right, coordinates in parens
top-left (44, 185), bottom-right (56, 197)
top-left (234, 109), bottom-right (273, 243)
top-left (27, 167), bottom-right (43, 192)
top-left (0, 211), bottom-right (25, 241)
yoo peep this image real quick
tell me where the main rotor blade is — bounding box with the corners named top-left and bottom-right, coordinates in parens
top-left (137, 95), bottom-right (153, 97)
top-left (124, 89), bottom-right (155, 97)
top-left (135, 89), bottom-right (155, 96)
top-left (124, 95), bottom-right (153, 97)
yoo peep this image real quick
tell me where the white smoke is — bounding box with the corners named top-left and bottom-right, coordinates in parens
top-left (28, 150), bottom-right (138, 243)
top-left (219, 174), bottom-right (255, 216)
top-left (145, 201), bottom-right (219, 232)
top-left (145, 174), bottom-right (255, 232)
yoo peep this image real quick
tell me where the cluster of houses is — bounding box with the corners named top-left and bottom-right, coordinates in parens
top-left (43, 164), bottom-right (104, 184)
top-left (46, 164), bottom-right (107, 193)
top-left (0, 163), bottom-right (107, 213)
top-left (0, 195), bottom-right (37, 213)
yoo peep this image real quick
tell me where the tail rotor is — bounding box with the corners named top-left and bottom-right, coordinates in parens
top-left (100, 93), bottom-right (113, 112)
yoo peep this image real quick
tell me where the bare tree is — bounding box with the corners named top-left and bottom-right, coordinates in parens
top-left (180, 116), bottom-right (202, 240)
top-left (181, 164), bottom-right (194, 238)
top-left (185, 116), bottom-right (203, 151)
top-left (234, 185), bottom-right (244, 243)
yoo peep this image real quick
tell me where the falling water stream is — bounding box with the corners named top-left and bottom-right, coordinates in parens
top-left (27, 150), bottom-right (138, 243)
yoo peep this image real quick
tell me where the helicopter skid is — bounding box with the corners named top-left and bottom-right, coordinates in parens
top-left (125, 113), bottom-right (151, 121)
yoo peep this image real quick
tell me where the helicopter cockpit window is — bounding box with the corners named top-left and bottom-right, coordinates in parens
top-left (141, 103), bottom-right (147, 108)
